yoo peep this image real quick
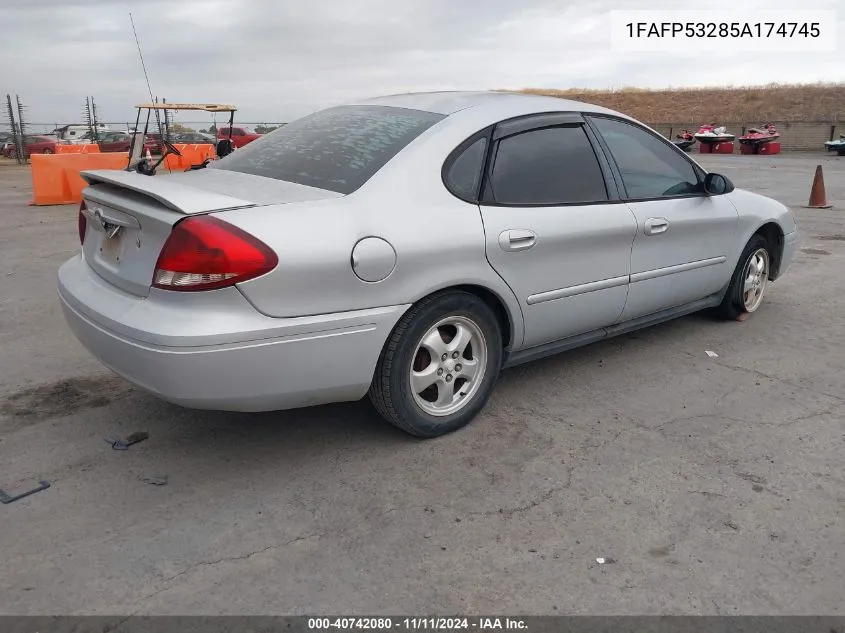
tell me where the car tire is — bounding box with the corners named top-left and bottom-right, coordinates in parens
top-left (369, 290), bottom-right (503, 438)
top-left (714, 234), bottom-right (772, 320)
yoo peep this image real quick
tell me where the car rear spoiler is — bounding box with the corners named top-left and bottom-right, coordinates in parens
top-left (80, 169), bottom-right (257, 215)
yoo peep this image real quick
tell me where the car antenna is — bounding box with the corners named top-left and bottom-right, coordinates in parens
top-left (130, 12), bottom-right (155, 105)
top-left (129, 12), bottom-right (165, 173)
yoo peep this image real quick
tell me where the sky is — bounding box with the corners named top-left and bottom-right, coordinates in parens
top-left (1, 0), bottom-right (842, 128)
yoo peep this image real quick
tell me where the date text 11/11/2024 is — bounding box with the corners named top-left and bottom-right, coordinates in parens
top-left (308, 617), bottom-right (529, 630)
top-left (624, 21), bottom-right (821, 38)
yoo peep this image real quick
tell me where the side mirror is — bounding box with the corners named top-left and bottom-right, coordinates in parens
top-left (704, 172), bottom-right (734, 195)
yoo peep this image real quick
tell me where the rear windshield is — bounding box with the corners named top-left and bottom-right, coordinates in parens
top-left (211, 105), bottom-right (445, 194)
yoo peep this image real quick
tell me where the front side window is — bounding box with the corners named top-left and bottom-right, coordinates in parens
top-left (213, 105), bottom-right (444, 194)
top-left (589, 116), bottom-right (701, 199)
top-left (488, 125), bottom-right (608, 205)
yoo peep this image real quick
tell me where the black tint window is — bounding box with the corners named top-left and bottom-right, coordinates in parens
top-left (590, 117), bottom-right (700, 199)
top-left (213, 105), bottom-right (444, 194)
top-left (446, 136), bottom-right (487, 199)
top-left (489, 126), bottom-right (607, 205)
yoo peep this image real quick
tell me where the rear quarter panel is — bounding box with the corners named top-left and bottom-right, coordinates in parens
top-left (220, 113), bottom-right (527, 349)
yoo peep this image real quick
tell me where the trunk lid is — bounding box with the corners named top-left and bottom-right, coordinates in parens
top-left (79, 169), bottom-right (342, 297)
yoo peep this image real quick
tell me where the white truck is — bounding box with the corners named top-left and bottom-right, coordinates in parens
top-left (53, 123), bottom-right (110, 144)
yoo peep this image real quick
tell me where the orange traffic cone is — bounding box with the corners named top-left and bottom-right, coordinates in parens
top-left (803, 165), bottom-right (832, 209)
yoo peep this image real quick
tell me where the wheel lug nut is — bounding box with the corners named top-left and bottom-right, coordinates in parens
top-left (441, 353), bottom-right (448, 361)
top-left (455, 363), bottom-right (462, 371)
top-left (446, 375), bottom-right (452, 382)
top-left (452, 351), bottom-right (459, 359)
top-left (437, 368), bottom-right (443, 376)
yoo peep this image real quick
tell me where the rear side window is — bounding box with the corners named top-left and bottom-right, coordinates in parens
top-left (213, 105), bottom-right (445, 194)
top-left (445, 136), bottom-right (487, 200)
top-left (488, 125), bottom-right (608, 205)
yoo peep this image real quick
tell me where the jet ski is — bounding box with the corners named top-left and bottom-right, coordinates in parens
top-left (824, 134), bottom-right (845, 155)
top-left (693, 123), bottom-right (736, 143)
top-left (672, 129), bottom-right (695, 151)
top-left (739, 123), bottom-right (780, 146)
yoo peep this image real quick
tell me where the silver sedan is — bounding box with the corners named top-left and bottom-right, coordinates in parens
top-left (58, 91), bottom-right (799, 437)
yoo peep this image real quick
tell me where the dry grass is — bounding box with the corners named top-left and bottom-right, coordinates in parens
top-left (513, 83), bottom-right (845, 123)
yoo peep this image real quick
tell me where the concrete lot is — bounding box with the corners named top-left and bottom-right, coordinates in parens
top-left (1, 153), bottom-right (844, 616)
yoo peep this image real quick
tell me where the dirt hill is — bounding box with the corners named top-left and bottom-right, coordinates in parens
top-left (515, 83), bottom-right (845, 124)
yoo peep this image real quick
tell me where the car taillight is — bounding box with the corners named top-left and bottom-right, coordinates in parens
top-left (152, 216), bottom-right (277, 291)
top-left (78, 201), bottom-right (87, 245)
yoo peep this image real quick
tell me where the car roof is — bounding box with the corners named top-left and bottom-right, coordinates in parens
top-left (352, 90), bottom-right (625, 118)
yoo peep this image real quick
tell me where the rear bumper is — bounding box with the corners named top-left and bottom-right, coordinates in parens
top-left (58, 255), bottom-right (409, 412)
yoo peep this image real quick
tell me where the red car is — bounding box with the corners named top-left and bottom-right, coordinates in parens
top-left (145, 133), bottom-right (165, 154)
top-left (97, 132), bottom-right (158, 154)
top-left (2, 135), bottom-right (68, 158)
top-left (217, 126), bottom-right (262, 147)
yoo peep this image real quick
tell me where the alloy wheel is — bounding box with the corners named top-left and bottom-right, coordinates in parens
top-left (408, 316), bottom-right (488, 417)
top-left (742, 248), bottom-right (769, 312)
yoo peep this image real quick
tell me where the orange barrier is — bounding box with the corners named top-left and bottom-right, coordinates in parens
top-left (163, 143), bottom-right (215, 170)
top-left (30, 153), bottom-right (129, 206)
top-left (54, 144), bottom-right (101, 154)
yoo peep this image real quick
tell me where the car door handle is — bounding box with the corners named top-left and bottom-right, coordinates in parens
top-left (643, 218), bottom-right (669, 235)
top-left (498, 229), bottom-right (537, 251)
